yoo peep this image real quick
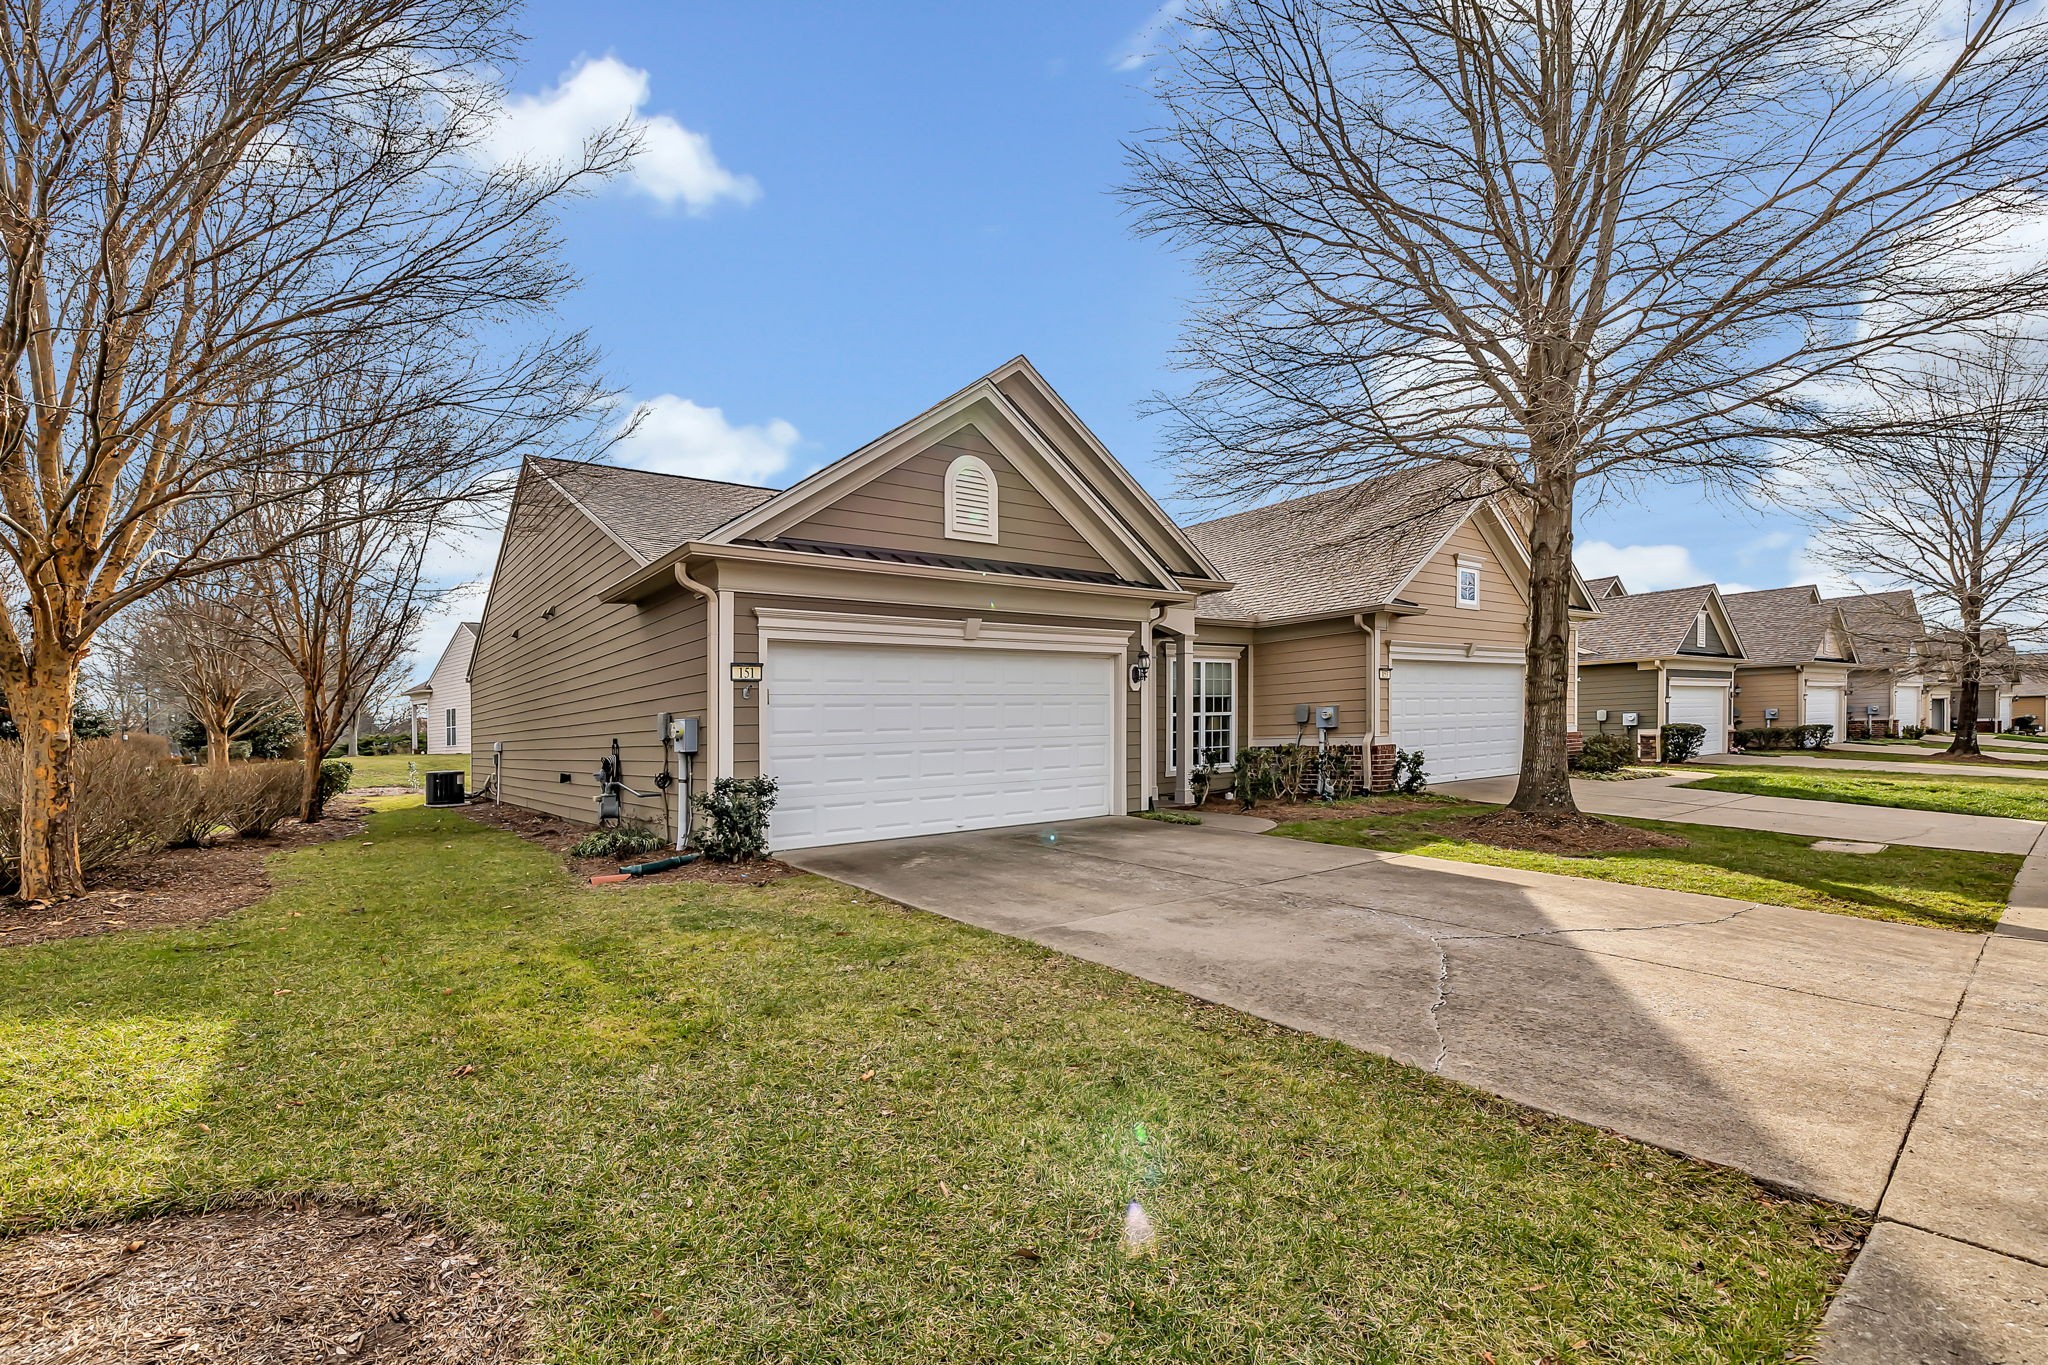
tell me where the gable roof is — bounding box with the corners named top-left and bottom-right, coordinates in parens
top-left (1827, 591), bottom-right (1924, 669)
top-left (1577, 583), bottom-right (1740, 663)
top-left (1185, 466), bottom-right (1503, 621)
top-left (531, 457), bottom-right (778, 564)
top-left (1583, 575), bottom-right (1626, 600)
top-left (531, 360), bottom-right (1222, 597)
top-left (1722, 586), bottom-right (1859, 667)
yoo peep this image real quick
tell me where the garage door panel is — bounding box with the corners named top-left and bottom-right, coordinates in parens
top-left (763, 641), bottom-right (1117, 850)
top-left (1390, 660), bottom-right (1525, 781)
top-left (1665, 685), bottom-right (1727, 755)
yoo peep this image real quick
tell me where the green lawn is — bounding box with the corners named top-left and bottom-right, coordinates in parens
top-left (1789, 747), bottom-right (2048, 771)
top-left (1685, 766), bottom-right (2048, 823)
top-left (1272, 799), bottom-right (2015, 933)
top-left (330, 752), bottom-right (469, 788)
top-left (0, 802), bottom-right (1860, 1362)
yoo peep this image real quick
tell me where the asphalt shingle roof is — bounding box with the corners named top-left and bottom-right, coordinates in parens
top-left (533, 457), bottom-right (778, 564)
top-left (1576, 584), bottom-right (1724, 662)
top-left (1583, 575), bottom-right (1625, 600)
top-left (1185, 467), bottom-right (1492, 622)
top-left (1721, 586), bottom-right (1853, 667)
top-left (1827, 591), bottom-right (1922, 668)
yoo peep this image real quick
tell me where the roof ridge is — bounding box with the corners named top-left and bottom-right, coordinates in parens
top-left (530, 453), bottom-right (780, 495)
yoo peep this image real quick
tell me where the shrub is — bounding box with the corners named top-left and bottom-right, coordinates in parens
top-left (319, 759), bottom-right (353, 803)
top-left (1797, 723), bottom-right (1833, 749)
top-left (1660, 723), bottom-right (1707, 764)
top-left (2014, 716), bottom-right (2041, 735)
top-left (569, 824), bottom-right (666, 859)
top-left (1232, 747), bottom-right (1279, 810)
top-left (1734, 726), bottom-right (1793, 751)
top-left (1903, 724), bottom-right (1928, 740)
top-left (1572, 733), bottom-right (1635, 773)
top-left (691, 776), bottom-right (779, 862)
top-left (215, 763), bottom-right (302, 837)
top-left (1392, 748), bottom-right (1427, 794)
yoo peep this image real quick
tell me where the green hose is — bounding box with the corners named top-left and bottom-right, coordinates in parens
top-left (618, 852), bottom-right (701, 876)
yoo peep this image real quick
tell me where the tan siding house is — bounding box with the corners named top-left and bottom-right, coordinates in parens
top-left (469, 358), bottom-right (1230, 851)
top-left (1572, 581), bottom-right (1745, 759)
top-left (1721, 587), bottom-right (1859, 742)
top-left (1183, 471), bottom-right (1597, 786)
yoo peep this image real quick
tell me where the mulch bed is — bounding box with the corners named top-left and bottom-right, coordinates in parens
top-left (458, 799), bottom-right (797, 888)
top-left (0, 1202), bottom-right (525, 1363)
top-left (0, 800), bottom-right (370, 949)
top-left (1223, 795), bottom-right (1447, 823)
top-left (1430, 810), bottom-right (1689, 856)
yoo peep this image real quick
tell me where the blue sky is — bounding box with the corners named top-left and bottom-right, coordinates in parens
top-left (413, 0), bottom-right (1824, 672)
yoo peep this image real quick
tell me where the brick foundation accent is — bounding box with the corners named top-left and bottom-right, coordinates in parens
top-left (1636, 731), bottom-right (1659, 762)
top-left (1369, 742), bottom-right (1398, 792)
top-left (1566, 730), bottom-right (1584, 756)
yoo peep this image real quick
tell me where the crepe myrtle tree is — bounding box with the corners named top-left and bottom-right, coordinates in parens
top-left (1123, 0), bottom-right (2048, 814)
top-left (0, 0), bottom-right (624, 899)
top-left (94, 582), bottom-right (288, 767)
top-left (1792, 337), bottom-right (2048, 757)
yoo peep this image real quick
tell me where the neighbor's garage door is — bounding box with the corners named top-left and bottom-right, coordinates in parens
top-left (1665, 683), bottom-right (1728, 755)
top-left (762, 641), bottom-right (1117, 850)
top-left (1803, 684), bottom-right (1846, 737)
top-left (1390, 660), bottom-right (1524, 781)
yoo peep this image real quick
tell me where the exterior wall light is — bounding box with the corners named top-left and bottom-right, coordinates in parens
top-left (1376, 665), bottom-right (1393, 681)
top-left (1129, 647), bottom-right (1152, 689)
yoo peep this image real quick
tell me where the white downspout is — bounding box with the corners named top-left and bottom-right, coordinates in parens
top-left (674, 561), bottom-right (720, 822)
top-left (1355, 613), bottom-right (1378, 782)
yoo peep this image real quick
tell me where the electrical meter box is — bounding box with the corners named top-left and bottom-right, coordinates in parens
top-left (1764, 707), bottom-right (1779, 722)
top-left (1594, 709), bottom-right (1609, 723)
top-left (658, 712), bottom-right (700, 754)
top-left (1315, 705), bottom-right (1340, 731)
top-left (1621, 712), bottom-right (1640, 728)
top-left (1294, 703), bottom-right (1313, 725)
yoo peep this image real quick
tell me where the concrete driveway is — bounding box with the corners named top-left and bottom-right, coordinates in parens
top-left (787, 816), bottom-right (2048, 1363)
top-left (1434, 771), bottom-right (2046, 853)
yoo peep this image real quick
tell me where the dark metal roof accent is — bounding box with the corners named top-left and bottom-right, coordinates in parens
top-left (747, 537), bottom-right (1145, 587)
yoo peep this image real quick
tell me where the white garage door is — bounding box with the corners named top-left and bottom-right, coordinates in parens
top-left (762, 641), bottom-right (1117, 850)
top-left (1665, 683), bottom-right (1728, 755)
top-left (1390, 660), bottom-right (1524, 781)
top-left (1803, 685), bottom-right (1845, 736)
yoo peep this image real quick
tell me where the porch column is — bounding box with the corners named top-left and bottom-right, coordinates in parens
top-left (1160, 604), bottom-right (1199, 805)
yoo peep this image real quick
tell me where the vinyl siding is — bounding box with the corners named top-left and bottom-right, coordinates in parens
top-left (732, 594), bottom-right (1147, 813)
top-left (1389, 519), bottom-right (1530, 651)
top-left (420, 625), bottom-right (476, 754)
top-left (1732, 667), bottom-right (1801, 730)
top-left (782, 426), bottom-right (1115, 574)
top-left (1577, 664), bottom-right (1658, 738)
top-left (2015, 694), bottom-right (2046, 727)
top-left (1247, 624), bottom-right (1371, 743)
top-left (1846, 668), bottom-right (1901, 720)
top-left (469, 480), bottom-right (709, 830)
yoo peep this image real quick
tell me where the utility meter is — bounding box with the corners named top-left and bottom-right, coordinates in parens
top-left (659, 713), bottom-right (699, 754)
top-left (1621, 712), bottom-right (1640, 728)
top-left (1315, 705), bottom-right (1340, 731)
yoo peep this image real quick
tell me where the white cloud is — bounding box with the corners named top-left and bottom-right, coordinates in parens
top-left (400, 580), bottom-right (490, 689)
top-left (1575, 541), bottom-right (1718, 592)
top-left (483, 56), bottom-right (759, 213)
top-left (613, 395), bottom-right (800, 485)
top-left (1113, 1), bottom-right (1190, 70)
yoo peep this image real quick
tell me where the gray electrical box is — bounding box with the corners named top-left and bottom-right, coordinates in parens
top-left (1595, 709), bottom-right (1609, 723)
top-left (1294, 703), bottom-right (1313, 725)
top-left (659, 712), bottom-right (700, 754)
top-left (1315, 705), bottom-right (1339, 731)
top-left (1764, 707), bottom-right (1779, 721)
top-left (1621, 712), bottom-right (1640, 728)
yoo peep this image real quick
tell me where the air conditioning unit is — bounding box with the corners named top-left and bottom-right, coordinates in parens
top-left (425, 770), bottom-right (466, 807)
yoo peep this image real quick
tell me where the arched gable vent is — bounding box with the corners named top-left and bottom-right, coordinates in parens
top-left (944, 453), bottom-right (999, 543)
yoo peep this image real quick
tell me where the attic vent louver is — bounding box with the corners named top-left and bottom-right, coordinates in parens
top-left (944, 453), bottom-right (999, 543)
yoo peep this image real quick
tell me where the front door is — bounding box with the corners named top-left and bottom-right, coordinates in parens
top-left (1931, 696), bottom-right (1948, 732)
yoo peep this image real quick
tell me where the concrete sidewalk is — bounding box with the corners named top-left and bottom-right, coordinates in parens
top-left (789, 816), bottom-right (2048, 1363)
top-left (1727, 749), bottom-right (2048, 780)
top-left (1433, 772), bottom-right (2045, 854)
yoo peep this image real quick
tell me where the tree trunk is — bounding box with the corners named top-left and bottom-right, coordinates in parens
top-left (207, 727), bottom-right (231, 767)
top-left (14, 662), bottom-right (85, 901)
top-left (1508, 483), bottom-right (1580, 814)
top-left (1947, 621), bottom-right (1984, 757)
top-left (299, 683), bottom-right (332, 823)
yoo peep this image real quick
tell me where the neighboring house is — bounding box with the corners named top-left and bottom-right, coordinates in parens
top-left (1828, 590), bottom-right (1927, 737)
top-left (1183, 469), bottom-right (1599, 784)
top-left (2012, 654), bottom-right (2048, 731)
top-left (1720, 587), bottom-right (1860, 739)
top-left (1920, 628), bottom-right (2021, 732)
top-left (1572, 580), bottom-right (1747, 759)
top-left (404, 622), bottom-right (479, 754)
top-left (468, 358), bottom-right (1233, 851)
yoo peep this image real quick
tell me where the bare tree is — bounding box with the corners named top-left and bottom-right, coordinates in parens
top-left (0, 0), bottom-right (620, 898)
top-left (99, 584), bottom-right (288, 766)
top-left (1123, 0), bottom-right (2048, 815)
top-left (1794, 340), bottom-right (2048, 757)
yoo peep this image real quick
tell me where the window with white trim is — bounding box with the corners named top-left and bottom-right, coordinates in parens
top-left (445, 708), bottom-right (457, 747)
top-left (943, 453), bottom-right (998, 543)
top-left (1455, 563), bottom-right (1480, 608)
top-left (1167, 657), bottom-right (1236, 771)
